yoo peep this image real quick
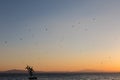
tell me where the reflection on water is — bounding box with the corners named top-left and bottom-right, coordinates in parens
top-left (1, 73), bottom-right (120, 80)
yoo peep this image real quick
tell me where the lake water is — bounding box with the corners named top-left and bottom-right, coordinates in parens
top-left (0, 73), bottom-right (120, 80)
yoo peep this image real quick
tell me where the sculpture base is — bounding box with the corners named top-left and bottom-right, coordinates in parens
top-left (28, 76), bottom-right (37, 80)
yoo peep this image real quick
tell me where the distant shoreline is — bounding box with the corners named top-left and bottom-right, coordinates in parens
top-left (0, 69), bottom-right (120, 74)
top-left (0, 72), bottom-right (120, 74)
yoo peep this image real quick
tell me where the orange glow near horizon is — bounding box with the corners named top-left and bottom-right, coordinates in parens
top-left (1, 55), bottom-right (120, 72)
top-left (1, 48), bottom-right (120, 72)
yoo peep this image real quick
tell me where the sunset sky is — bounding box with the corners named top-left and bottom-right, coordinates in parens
top-left (1, 0), bottom-right (120, 72)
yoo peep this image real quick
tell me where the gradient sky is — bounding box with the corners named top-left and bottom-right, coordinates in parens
top-left (1, 0), bottom-right (120, 72)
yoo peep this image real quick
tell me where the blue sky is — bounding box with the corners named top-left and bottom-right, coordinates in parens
top-left (1, 0), bottom-right (120, 71)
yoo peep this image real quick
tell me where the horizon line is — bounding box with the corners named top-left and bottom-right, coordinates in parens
top-left (1, 69), bottom-right (120, 73)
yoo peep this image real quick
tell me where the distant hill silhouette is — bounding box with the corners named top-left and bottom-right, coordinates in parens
top-left (0, 69), bottom-right (45, 73)
top-left (79, 69), bottom-right (102, 73)
top-left (0, 69), bottom-right (106, 73)
top-left (1, 69), bottom-right (26, 73)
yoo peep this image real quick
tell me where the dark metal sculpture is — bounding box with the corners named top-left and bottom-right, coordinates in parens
top-left (25, 65), bottom-right (37, 80)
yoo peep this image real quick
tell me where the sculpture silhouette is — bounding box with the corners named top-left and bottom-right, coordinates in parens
top-left (25, 65), bottom-right (37, 80)
top-left (26, 65), bottom-right (34, 77)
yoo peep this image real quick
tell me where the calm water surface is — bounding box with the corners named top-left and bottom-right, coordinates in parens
top-left (0, 73), bottom-right (120, 80)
